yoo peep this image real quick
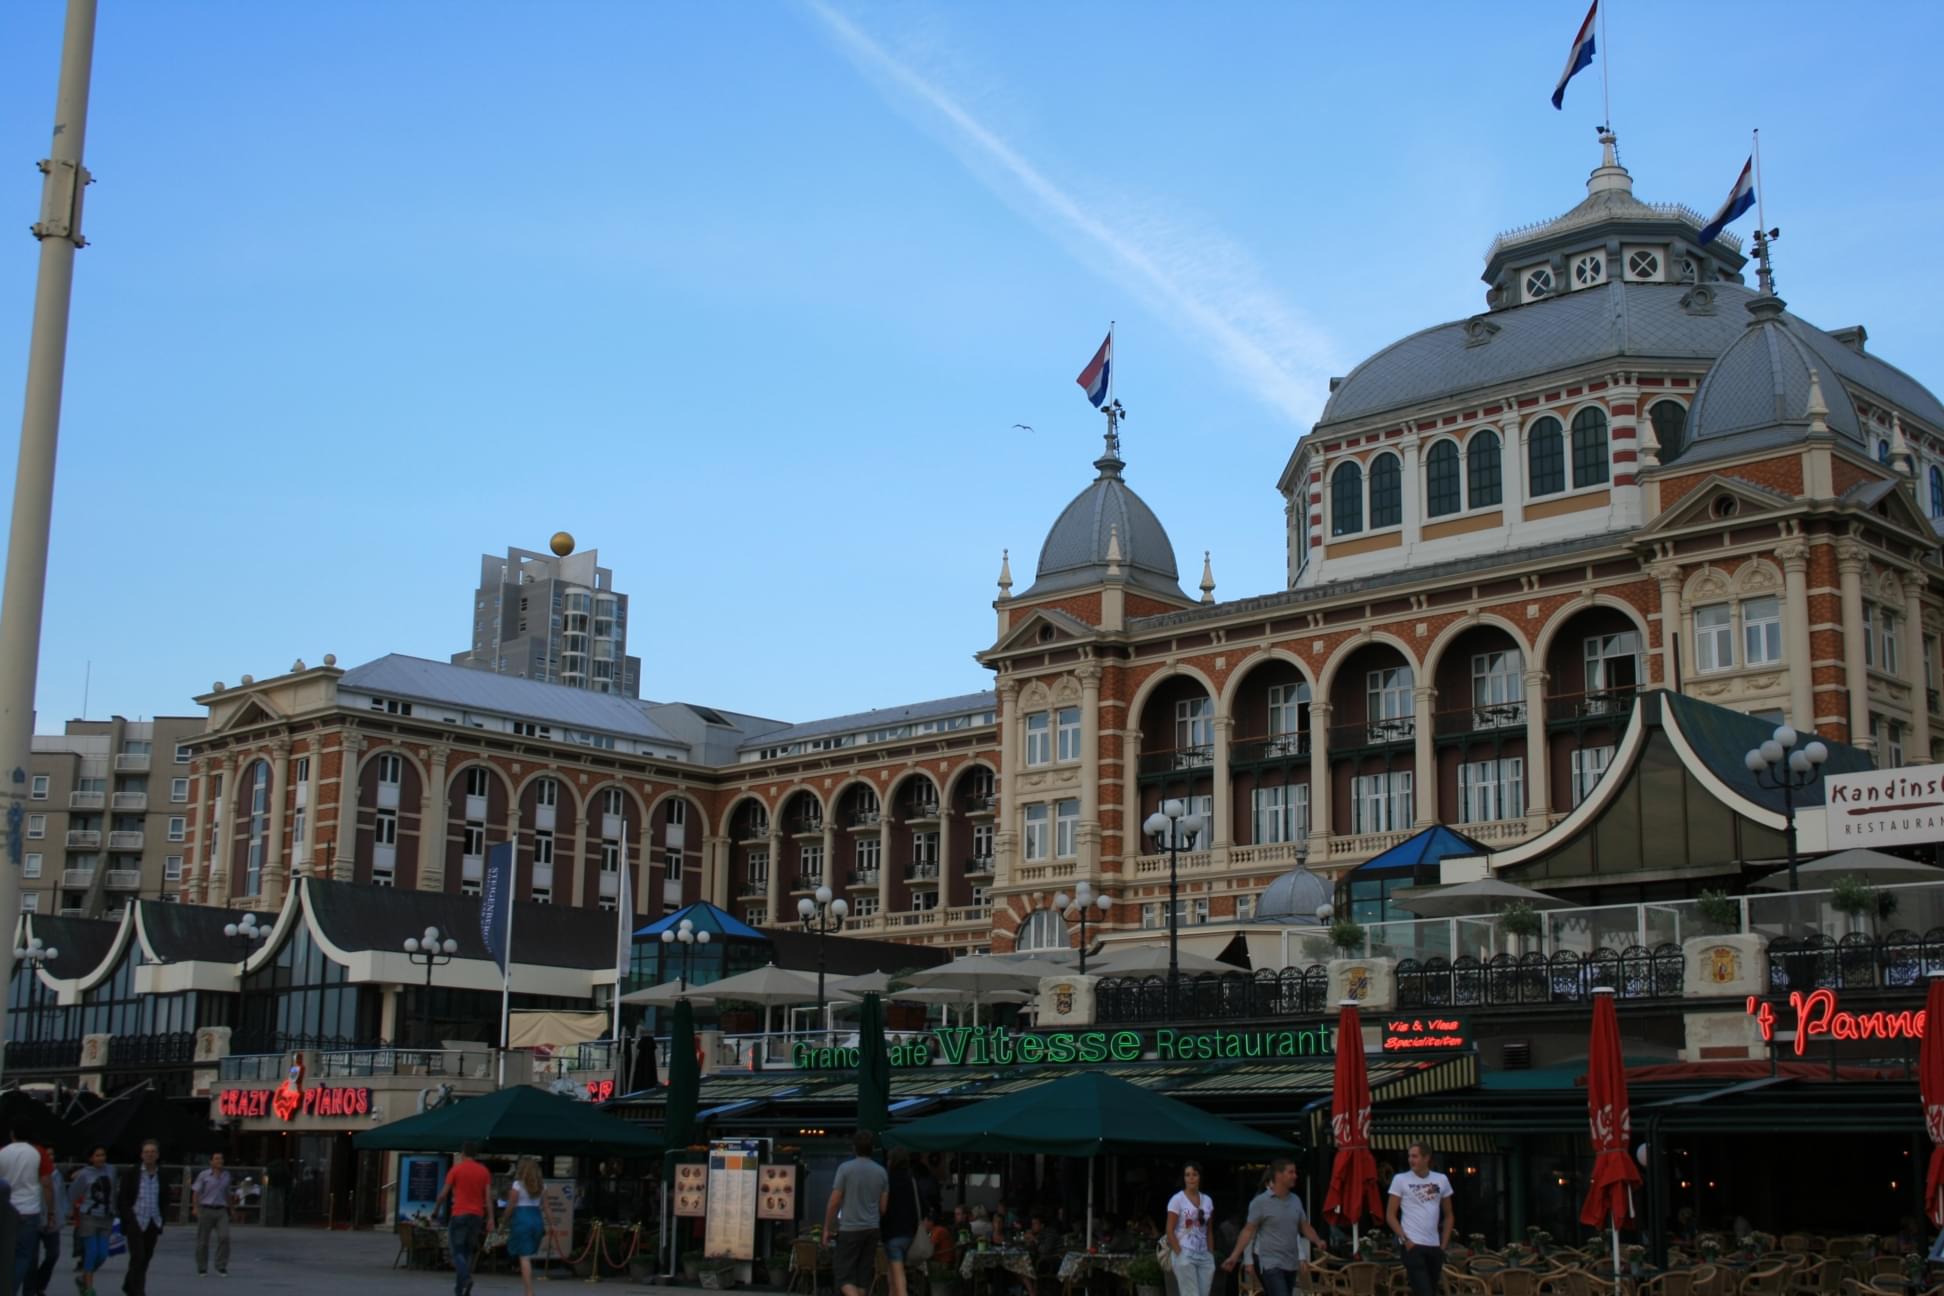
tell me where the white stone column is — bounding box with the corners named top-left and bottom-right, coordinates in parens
top-left (300, 742), bottom-right (322, 874)
top-left (1308, 702), bottom-right (1332, 842)
top-left (418, 746), bottom-right (450, 892)
top-left (1412, 685), bottom-right (1436, 826)
top-left (765, 831), bottom-right (784, 925)
top-left (208, 754), bottom-right (234, 905)
top-left (1078, 664), bottom-right (1102, 878)
top-left (702, 834), bottom-right (726, 907)
top-left (192, 757), bottom-right (217, 903)
top-left (997, 681), bottom-right (1020, 883)
top-left (1497, 406), bottom-right (1525, 519)
top-left (1906, 579), bottom-right (1930, 763)
top-left (332, 732), bottom-right (363, 881)
top-left (1838, 541), bottom-right (1873, 749)
top-left (1653, 562), bottom-right (1684, 690)
top-left (1524, 669), bottom-right (1551, 819)
top-left (1780, 542), bottom-right (1814, 730)
top-left (1211, 715), bottom-right (1233, 856)
top-left (1399, 433), bottom-right (1423, 551)
top-left (1120, 728), bottom-right (1143, 871)
top-left (878, 818), bottom-right (894, 915)
top-left (264, 738), bottom-right (291, 903)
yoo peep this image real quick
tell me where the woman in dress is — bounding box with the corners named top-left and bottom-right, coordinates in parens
top-left (508, 1157), bottom-right (546, 1296)
top-left (1166, 1162), bottom-right (1216, 1296)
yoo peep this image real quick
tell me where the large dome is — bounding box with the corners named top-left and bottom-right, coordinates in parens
top-left (1256, 864), bottom-right (1332, 923)
top-left (1686, 292), bottom-right (1865, 449)
top-left (1027, 443), bottom-right (1183, 599)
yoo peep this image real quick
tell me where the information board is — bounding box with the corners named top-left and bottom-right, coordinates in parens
top-left (757, 1165), bottom-right (797, 1222)
top-left (397, 1154), bottom-right (449, 1222)
top-left (674, 1163), bottom-right (709, 1218)
top-left (704, 1142), bottom-right (760, 1261)
top-left (540, 1180), bottom-right (577, 1260)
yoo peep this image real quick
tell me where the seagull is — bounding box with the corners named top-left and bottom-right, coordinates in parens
top-left (1012, 424), bottom-right (1034, 432)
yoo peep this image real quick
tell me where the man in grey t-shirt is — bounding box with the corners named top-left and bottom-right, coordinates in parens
top-left (1221, 1159), bottom-right (1325, 1296)
top-left (824, 1130), bottom-right (890, 1296)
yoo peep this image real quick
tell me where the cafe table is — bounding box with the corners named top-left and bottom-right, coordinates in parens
top-left (1058, 1250), bottom-right (1138, 1295)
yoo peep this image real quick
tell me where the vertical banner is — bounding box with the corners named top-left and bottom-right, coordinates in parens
top-left (480, 843), bottom-right (514, 973)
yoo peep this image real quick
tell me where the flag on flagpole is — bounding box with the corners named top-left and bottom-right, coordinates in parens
top-left (1075, 330), bottom-right (1112, 409)
top-left (1698, 157), bottom-right (1756, 246)
top-left (1551, 0), bottom-right (1598, 109)
top-left (480, 843), bottom-right (514, 975)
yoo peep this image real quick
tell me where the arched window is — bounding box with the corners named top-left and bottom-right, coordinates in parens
top-left (1331, 462), bottom-right (1363, 536)
top-left (1649, 400), bottom-right (1687, 463)
top-left (1425, 441), bottom-right (1461, 517)
top-left (1878, 440), bottom-right (1892, 465)
top-left (1369, 453), bottom-right (1402, 529)
top-left (1528, 417), bottom-right (1565, 496)
top-left (1016, 909), bottom-right (1065, 952)
top-left (1931, 465), bottom-right (1944, 518)
top-left (1467, 430), bottom-right (1503, 508)
top-left (1571, 407), bottom-right (1609, 488)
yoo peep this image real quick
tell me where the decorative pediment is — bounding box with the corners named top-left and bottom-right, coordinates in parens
top-left (211, 694), bottom-right (284, 733)
top-left (988, 606), bottom-right (1098, 656)
top-left (1642, 472), bottom-right (1793, 536)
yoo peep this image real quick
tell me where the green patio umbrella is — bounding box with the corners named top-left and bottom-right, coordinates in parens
top-left (857, 992), bottom-right (891, 1134)
top-left (353, 1084), bottom-right (661, 1156)
top-left (664, 996), bottom-right (701, 1151)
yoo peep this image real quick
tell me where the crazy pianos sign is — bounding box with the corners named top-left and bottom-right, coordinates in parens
top-left (1744, 989), bottom-right (1927, 1056)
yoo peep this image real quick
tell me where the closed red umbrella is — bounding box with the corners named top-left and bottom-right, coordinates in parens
top-left (1920, 973), bottom-right (1944, 1225)
top-left (1323, 1001), bottom-right (1383, 1237)
top-left (1581, 988), bottom-right (1643, 1272)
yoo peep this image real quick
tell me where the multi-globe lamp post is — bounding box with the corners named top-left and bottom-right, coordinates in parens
top-left (1052, 882), bottom-right (1113, 974)
top-left (403, 925), bottom-right (459, 1049)
top-left (224, 912), bottom-right (269, 1048)
top-left (1141, 798), bottom-right (1206, 1017)
top-left (1742, 724), bottom-right (1829, 893)
top-left (796, 885), bottom-right (848, 1024)
top-left (660, 917), bottom-right (712, 990)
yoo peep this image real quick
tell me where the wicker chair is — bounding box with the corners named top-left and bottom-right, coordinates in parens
top-left (1497, 1269), bottom-right (1546, 1296)
top-left (1447, 1274), bottom-right (1493, 1296)
top-left (1340, 1262), bottom-right (1385, 1296)
top-left (1740, 1265), bottom-right (1794, 1296)
top-left (792, 1239), bottom-right (833, 1296)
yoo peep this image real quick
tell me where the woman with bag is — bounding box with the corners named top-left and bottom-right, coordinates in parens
top-left (507, 1158), bottom-right (546, 1296)
top-left (881, 1147), bottom-right (925, 1296)
top-left (1166, 1162), bottom-right (1217, 1296)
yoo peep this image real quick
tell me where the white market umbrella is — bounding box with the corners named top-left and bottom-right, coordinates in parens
top-left (1751, 849), bottom-right (1944, 891)
top-left (904, 955), bottom-right (1067, 1024)
top-left (617, 978), bottom-right (715, 1008)
top-left (693, 963), bottom-right (825, 1006)
top-left (1089, 945), bottom-right (1239, 977)
top-left (1388, 877), bottom-right (1572, 918)
top-left (827, 970), bottom-right (899, 997)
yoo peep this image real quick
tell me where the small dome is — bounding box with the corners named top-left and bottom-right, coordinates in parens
top-left (1026, 441), bottom-right (1184, 599)
top-left (1257, 865), bottom-right (1332, 923)
top-left (1686, 294), bottom-right (1865, 449)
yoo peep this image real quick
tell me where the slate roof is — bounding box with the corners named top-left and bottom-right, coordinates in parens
top-left (1024, 448), bottom-right (1184, 600)
top-left (641, 703), bottom-right (792, 766)
top-left (303, 878), bottom-right (618, 970)
top-left (736, 691), bottom-right (995, 752)
top-left (340, 655), bottom-right (687, 748)
top-left (23, 914), bottom-right (119, 980)
top-left (1686, 296), bottom-right (1865, 446)
top-left (139, 900), bottom-right (279, 964)
top-left (1662, 691), bottom-right (1872, 813)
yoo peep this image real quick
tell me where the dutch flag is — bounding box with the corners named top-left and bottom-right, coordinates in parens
top-left (1076, 330), bottom-right (1112, 409)
top-left (1698, 158), bottom-right (1756, 246)
top-left (1552, 0), bottom-right (1598, 110)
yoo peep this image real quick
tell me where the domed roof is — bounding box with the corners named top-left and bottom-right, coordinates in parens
top-left (1027, 439), bottom-right (1184, 600)
top-left (1257, 865), bottom-right (1332, 923)
top-left (1686, 293), bottom-right (1865, 448)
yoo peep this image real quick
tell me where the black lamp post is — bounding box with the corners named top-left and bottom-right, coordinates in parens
top-left (795, 885), bottom-right (848, 1024)
top-left (1743, 724), bottom-right (1830, 893)
top-left (403, 925), bottom-right (458, 1049)
top-left (224, 912), bottom-right (269, 1048)
top-left (1052, 882), bottom-right (1113, 974)
top-left (1142, 798), bottom-right (1205, 1018)
top-left (659, 918), bottom-right (712, 990)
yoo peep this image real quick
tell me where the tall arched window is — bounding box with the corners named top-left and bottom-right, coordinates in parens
top-left (1571, 407), bottom-right (1609, 488)
top-left (1016, 909), bottom-right (1065, 952)
top-left (1467, 430), bottom-right (1503, 507)
top-left (244, 760), bottom-right (270, 898)
top-left (1331, 462), bottom-right (1364, 536)
top-left (1649, 400), bottom-right (1687, 463)
top-left (1931, 465), bottom-right (1944, 519)
top-left (1369, 453), bottom-right (1402, 528)
top-left (1425, 441), bottom-right (1461, 517)
top-left (1528, 417), bottom-right (1565, 496)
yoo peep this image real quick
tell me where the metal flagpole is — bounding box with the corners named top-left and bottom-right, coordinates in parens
top-left (613, 832), bottom-right (630, 1041)
top-left (0, 0), bottom-right (98, 1077)
top-left (497, 846), bottom-right (516, 1087)
top-left (1599, 0), bottom-right (1611, 130)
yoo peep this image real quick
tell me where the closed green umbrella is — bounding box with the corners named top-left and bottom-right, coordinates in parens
top-left (664, 997), bottom-right (701, 1150)
top-left (354, 1084), bottom-right (661, 1156)
top-left (857, 992), bottom-right (891, 1134)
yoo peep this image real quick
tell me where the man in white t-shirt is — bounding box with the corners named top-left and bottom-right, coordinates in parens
top-left (0, 1125), bottom-right (52, 1292)
top-left (1385, 1142), bottom-right (1453, 1296)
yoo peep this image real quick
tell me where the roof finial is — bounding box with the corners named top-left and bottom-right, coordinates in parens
top-left (1892, 415), bottom-right (1915, 477)
top-left (1095, 401), bottom-right (1127, 479)
top-left (1105, 524), bottom-right (1123, 578)
top-left (1199, 551), bottom-right (1216, 604)
top-left (1586, 128), bottom-right (1632, 197)
top-left (1804, 369), bottom-right (1830, 436)
top-left (997, 549), bottom-right (1013, 598)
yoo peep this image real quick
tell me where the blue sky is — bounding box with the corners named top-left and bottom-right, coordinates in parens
top-left (1, 2), bottom-right (1939, 728)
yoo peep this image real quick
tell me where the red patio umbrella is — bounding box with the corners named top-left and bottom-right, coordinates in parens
top-left (1920, 973), bottom-right (1944, 1225)
top-left (1322, 1001), bottom-right (1383, 1239)
top-left (1580, 988), bottom-right (1643, 1273)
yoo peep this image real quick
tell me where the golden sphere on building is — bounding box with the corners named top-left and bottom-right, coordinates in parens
top-left (549, 531), bottom-right (575, 558)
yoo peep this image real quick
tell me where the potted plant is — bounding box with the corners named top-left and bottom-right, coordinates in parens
top-left (1624, 1244), bottom-right (1647, 1278)
top-left (765, 1252), bottom-right (795, 1290)
top-left (929, 1260), bottom-right (962, 1296)
top-left (1329, 919), bottom-right (1367, 956)
top-left (1696, 1233), bottom-right (1723, 1263)
top-left (1500, 902), bottom-right (1543, 954)
top-left (700, 1259), bottom-right (739, 1290)
top-left (682, 1249), bottom-right (707, 1279)
top-left (1696, 889), bottom-right (1740, 935)
top-left (1128, 1253), bottom-right (1165, 1296)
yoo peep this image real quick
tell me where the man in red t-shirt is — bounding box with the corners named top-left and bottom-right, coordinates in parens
top-left (433, 1142), bottom-right (496, 1296)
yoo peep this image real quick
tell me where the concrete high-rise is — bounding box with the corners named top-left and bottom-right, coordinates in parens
top-left (451, 540), bottom-right (641, 698)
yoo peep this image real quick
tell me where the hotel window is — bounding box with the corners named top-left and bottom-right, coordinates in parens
top-left (170, 777), bottom-right (189, 802)
top-left (166, 816), bottom-right (186, 842)
top-left (665, 850), bottom-right (683, 882)
top-left (1054, 799), bottom-right (1079, 858)
top-left (374, 811), bottom-right (397, 847)
top-left (1468, 430), bottom-right (1503, 508)
top-left (745, 847), bottom-right (769, 888)
top-left (850, 894), bottom-right (879, 919)
top-left (597, 896), bottom-right (615, 912)
top-left (1927, 636), bottom-right (1939, 697)
top-left (743, 907), bottom-right (766, 926)
top-left (1864, 604), bottom-right (1876, 668)
top-left (1571, 407), bottom-right (1609, 488)
top-left (292, 808), bottom-right (305, 859)
top-left (1471, 651), bottom-right (1524, 725)
top-left (800, 841), bottom-right (823, 880)
top-left (1583, 632), bottom-right (1641, 699)
top-left (174, 743), bottom-right (192, 764)
top-left (1267, 682), bottom-right (1309, 744)
top-left (913, 889), bottom-right (938, 912)
top-left (23, 853), bottom-right (40, 879)
top-left (462, 823), bottom-right (485, 857)
top-left (1743, 597), bottom-right (1782, 666)
top-left (1175, 696), bottom-right (1213, 754)
top-left (1016, 909), bottom-right (1061, 950)
top-left (19, 895), bottom-right (36, 914)
top-left (1024, 712), bottom-right (1051, 766)
top-left (464, 767), bottom-right (489, 798)
top-left (1881, 608), bottom-right (1902, 676)
top-left (1055, 707), bottom-right (1082, 762)
top-left (971, 823), bottom-right (994, 861)
top-left (667, 800), bottom-right (686, 827)
top-left (1570, 746), bottom-right (1616, 806)
top-left (245, 761), bottom-right (269, 897)
top-left (29, 776), bottom-right (46, 801)
top-left (376, 753), bottom-right (401, 786)
top-left (1459, 757), bottom-right (1525, 823)
top-left (603, 788), bottom-right (624, 817)
top-left (1023, 803), bottom-right (1049, 861)
top-left (1881, 717), bottom-right (1906, 766)
top-left (1368, 453), bottom-right (1402, 529)
top-left (1425, 441), bottom-right (1461, 518)
top-left (1235, 896), bottom-right (1256, 921)
top-left (1366, 666), bottom-right (1414, 741)
top-left (1250, 783), bottom-right (1308, 844)
top-left (293, 756), bottom-right (309, 786)
top-left (1331, 462), bottom-right (1364, 536)
top-left (1527, 417), bottom-right (1565, 496)
top-left (164, 855), bottom-right (182, 881)
top-left (854, 837), bottom-right (880, 880)
top-left (1694, 604), bottom-right (1734, 673)
top-left (1351, 772), bottom-right (1412, 833)
top-left (600, 841), bottom-right (620, 873)
top-left (1933, 466), bottom-right (1944, 518)
top-left (1650, 401), bottom-right (1687, 463)
top-left (25, 815), bottom-right (43, 840)
top-left (971, 885), bottom-right (990, 908)
top-left (535, 778), bottom-right (557, 808)
top-left (533, 832), bottom-right (554, 866)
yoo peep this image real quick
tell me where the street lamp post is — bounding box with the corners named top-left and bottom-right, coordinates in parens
top-left (1052, 882), bottom-right (1114, 974)
top-left (402, 925), bottom-right (458, 1050)
top-left (795, 885), bottom-right (848, 1025)
top-left (659, 918), bottom-right (712, 990)
top-left (1743, 724), bottom-right (1830, 893)
top-left (224, 913), bottom-right (269, 1049)
top-left (1141, 799), bottom-right (1205, 1018)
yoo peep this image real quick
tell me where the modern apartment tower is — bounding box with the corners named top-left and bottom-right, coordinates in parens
top-left (451, 541), bottom-right (641, 698)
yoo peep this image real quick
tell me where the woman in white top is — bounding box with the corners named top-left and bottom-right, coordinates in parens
top-left (1166, 1162), bottom-right (1217, 1296)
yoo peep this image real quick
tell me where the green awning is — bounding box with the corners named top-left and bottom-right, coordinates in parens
top-left (355, 1084), bottom-right (662, 1156)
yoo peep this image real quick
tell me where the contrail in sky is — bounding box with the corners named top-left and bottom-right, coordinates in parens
top-left (804, 2), bottom-right (1335, 425)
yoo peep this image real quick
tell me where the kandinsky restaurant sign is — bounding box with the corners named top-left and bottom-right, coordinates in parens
top-left (791, 1023), bottom-right (1336, 1070)
top-left (1823, 766), bottom-right (1944, 849)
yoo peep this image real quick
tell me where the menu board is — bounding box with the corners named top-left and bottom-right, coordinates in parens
top-left (704, 1143), bottom-right (760, 1261)
top-left (673, 1163), bottom-right (709, 1218)
top-left (539, 1180), bottom-right (577, 1260)
top-left (756, 1165), bottom-right (797, 1222)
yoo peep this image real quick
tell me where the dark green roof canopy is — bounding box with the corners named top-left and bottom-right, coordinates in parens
top-left (354, 1084), bottom-right (661, 1156)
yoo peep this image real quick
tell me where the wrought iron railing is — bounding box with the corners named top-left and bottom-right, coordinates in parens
top-left (1766, 929), bottom-right (1944, 992)
top-left (115, 1032), bottom-right (198, 1066)
top-left (1094, 966), bottom-right (1330, 1024)
top-left (1396, 945), bottom-right (1684, 1007)
top-left (4, 1038), bottom-right (81, 1070)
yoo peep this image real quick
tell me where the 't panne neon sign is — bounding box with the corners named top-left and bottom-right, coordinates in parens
top-left (1744, 989), bottom-right (1927, 1056)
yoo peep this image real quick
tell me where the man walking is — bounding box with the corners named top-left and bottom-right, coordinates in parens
top-left (116, 1140), bottom-right (166, 1296)
top-left (1386, 1143), bottom-right (1454, 1296)
top-left (192, 1151), bottom-right (238, 1278)
top-left (432, 1142), bottom-right (494, 1296)
top-left (1221, 1158), bottom-right (1325, 1296)
top-left (0, 1124), bottom-right (52, 1292)
top-left (822, 1130), bottom-right (888, 1296)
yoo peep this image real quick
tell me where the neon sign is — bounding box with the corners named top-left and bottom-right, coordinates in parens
top-left (220, 1085), bottom-right (372, 1120)
top-left (1382, 1015), bottom-right (1470, 1053)
top-left (584, 1079), bottom-right (615, 1102)
top-left (789, 1023), bottom-right (1336, 1070)
top-left (1744, 989), bottom-right (1927, 1056)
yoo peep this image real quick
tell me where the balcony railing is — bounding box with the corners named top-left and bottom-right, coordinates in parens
top-left (945, 905), bottom-right (988, 925)
top-left (65, 830), bottom-right (100, 848)
top-left (1138, 746), bottom-right (1214, 777)
top-left (739, 877), bottom-right (769, 897)
top-left (114, 753), bottom-right (150, 772)
top-left (5, 1038), bottom-right (82, 1070)
top-left (105, 869), bottom-right (142, 890)
top-left (1766, 929), bottom-right (1944, 992)
top-left (1396, 945), bottom-right (1684, 1007)
top-left (1328, 716), bottom-right (1415, 751)
top-left (906, 861), bottom-right (940, 883)
top-left (848, 810), bottom-right (881, 828)
top-left (963, 856), bottom-right (994, 877)
top-left (1433, 701), bottom-right (1527, 738)
top-left (1230, 733), bottom-right (1310, 764)
top-left (904, 802), bottom-right (941, 821)
top-left (60, 868), bottom-right (95, 888)
top-left (1546, 686), bottom-right (1639, 727)
top-left (67, 791), bottom-right (103, 810)
top-left (847, 868), bottom-right (881, 887)
top-left (1131, 850), bottom-right (1214, 877)
top-left (790, 818), bottom-right (824, 836)
top-left (107, 831), bottom-right (143, 850)
top-left (792, 872), bottom-right (824, 891)
top-left (1096, 966), bottom-right (1330, 1024)
top-left (735, 822), bottom-right (770, 841)
top-left (110, 792), bottom-right (147, 812)
top-left (964, 793), bottom-right (997, 814)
